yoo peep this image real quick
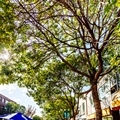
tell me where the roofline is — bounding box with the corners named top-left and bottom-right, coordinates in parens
top-left (0, 93), bottom-right (16, 103)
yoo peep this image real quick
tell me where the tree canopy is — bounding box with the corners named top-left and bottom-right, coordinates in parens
top-left (32, 115), bottom-right (42, 120)
top-left (0, 0), bottom-right (16, 46)
top-left (43, 100), bottom-right (67, 120)
top-left (0, 102), bottom-right (26, 115)
top-left (0, 1), bottom-right (120, 120)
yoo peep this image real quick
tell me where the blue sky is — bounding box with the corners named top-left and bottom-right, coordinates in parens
top-left (0, 83), bottom-right (42, 116)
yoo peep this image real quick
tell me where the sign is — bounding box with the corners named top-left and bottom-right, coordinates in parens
top-left (63, 111), bottom-right (70, 119)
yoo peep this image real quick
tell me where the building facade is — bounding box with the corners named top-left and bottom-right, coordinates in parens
top-left (77, 73), bottom-right (120, 120)
top-left (0, 94), bottom-right (15, 110)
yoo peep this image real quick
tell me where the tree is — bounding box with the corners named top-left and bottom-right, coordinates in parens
top-left (1, 102), bottom-right (36, 117)
top-left (32, 115), bottom-right (42, 120)
top-left (43, 98), bottom-right (71, 120)
top-left (0, 102), bottom-right (26, 115)
top-left (5, 102), bottom-right (19, 113)
top-left (0, 0), bottom-right (16, 45)
top-left (18, 105), bottom-right (26, 114)
top-left (5, 102), bottom-right (26, 114)
top-left (1, 1), bottom-right (120, 120)
top-left (26, 61), bottom-right (89, 120)
top-left (0, 0), bottom-right (16, 82)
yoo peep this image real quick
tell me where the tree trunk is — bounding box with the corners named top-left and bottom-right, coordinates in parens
top-left (72, 109), bottom-right (76, 120)
top-left (92, 84), bottom-right (102, 120)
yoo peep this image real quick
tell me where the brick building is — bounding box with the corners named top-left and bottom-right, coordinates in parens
top-left (0, 93), bottom-right (15, 110)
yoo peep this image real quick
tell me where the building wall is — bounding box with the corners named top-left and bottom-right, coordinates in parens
top-left (86, 92), bottom-right (95, 116)
top-left (77, 73), bottom-right (120, 120)
top-left (0, 94), bottom-right (15, 109)
top-left (76, 94), bottom-right (87, 120)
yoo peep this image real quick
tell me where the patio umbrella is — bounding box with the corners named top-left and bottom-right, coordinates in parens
top-left (0, 112), bottom-right (32, 120)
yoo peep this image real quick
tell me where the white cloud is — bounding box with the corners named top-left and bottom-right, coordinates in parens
top-left (22, 93), bottom-right (26, 97)
top-left (13, 98), bottom-right (21, 103)
top-left (8, 91), bottom-right (14, 95)
top-left (20, 88), bottom-right (27, 93)
top-left (0, 84), bottom-right (16, 92)
top-left (30, 98), bottom-right (34, 102)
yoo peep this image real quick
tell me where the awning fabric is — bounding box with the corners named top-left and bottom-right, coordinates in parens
top-left (111, 90), bottom-right (120, 110)
top-left (0, 112), bottom-right (32, 120)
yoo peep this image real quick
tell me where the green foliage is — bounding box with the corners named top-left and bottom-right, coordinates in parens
top-left (0, 102), bottom-right (26, 115)
top-left (1, 0), bottom-right (119, 85)
top-left (0, 0), bottom-right (16, 46)
top-left (5, 102), bottom-right (26, 114)
top-left (43, 99), bottom-right (70, 120)
top-left (0, 1), bottom-right (120, 120)
top-left (5, 102), bottom-right (19, 113)
top-left (32, 115), bottom-right (42, 120)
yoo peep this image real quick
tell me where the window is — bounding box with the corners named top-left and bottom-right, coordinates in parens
top-left (5, 100), bottom-right (8, 104)
top-left (110, 73), bottom-right (120, 94)
top-left (2, 98), bottom-right (4, 103)
top-left (111, 85), bottom-right (117, 94)
top-left (82, 102), bottom-right (85, 114)
top-left (79, 106), bottom-right (81, 115)
top-left (118, 79), bottom-right (120, 89)
top-left (99, 80), bottom-right (110, 100)
top-left (80, 103), bottom-right (85, 115)
top-left (89, 96), bottom-right (93, 105)
top-left (0, 97), bottom-right (2, 102)
top-left (116, 73), bottom-right (120, 89)
top-left (110, 77), bottom-right (117, 88)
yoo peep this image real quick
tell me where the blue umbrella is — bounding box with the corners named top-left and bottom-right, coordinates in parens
top-left (0, 112), bottom-right (32, 120)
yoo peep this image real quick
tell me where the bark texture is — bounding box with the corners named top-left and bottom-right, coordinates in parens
top-left (92, 84), bottom-right (102, 120)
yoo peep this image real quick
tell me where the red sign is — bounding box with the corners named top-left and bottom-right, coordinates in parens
top-left (112, 106), bottom-right (120, 111)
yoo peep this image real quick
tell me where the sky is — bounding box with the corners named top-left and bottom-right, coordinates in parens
top-left (0, 49), bottom-right (42, 116)
top-left (0, 83), bottom-right (42, 116)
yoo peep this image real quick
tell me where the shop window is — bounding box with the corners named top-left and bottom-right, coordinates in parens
top-left (102, 116), bottom-right (113, 120)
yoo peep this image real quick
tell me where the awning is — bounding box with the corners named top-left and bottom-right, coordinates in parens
top-left (0, 112), bottom-right (32, 120)
top-left (111, 90), bottom-right (120, 110)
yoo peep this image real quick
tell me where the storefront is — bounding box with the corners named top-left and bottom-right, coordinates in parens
top-left (87, 107), bottom-right (113, 120)
top-left (111, 90), bottom-right (120, 120)
top-left (87, 113), bottom-right (95, 120)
